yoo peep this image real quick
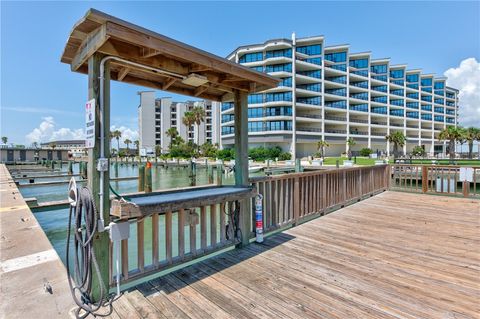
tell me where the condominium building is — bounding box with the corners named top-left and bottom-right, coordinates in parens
top-left (138, 91), bottom-right (221, 152)
top-left (221, 34), bottom-right (459, 157)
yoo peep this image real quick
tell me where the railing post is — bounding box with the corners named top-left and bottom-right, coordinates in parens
top-left (422, 166), bottom-right (428, 193)
top-left (293, 176), bottom-right (300, 225)
top-left (138, 164), bottom-right (145, 192)
top-left (463, 181), bottom-right (470, 197)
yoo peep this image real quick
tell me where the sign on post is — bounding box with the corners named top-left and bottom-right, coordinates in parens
top-left (85, 99), bottom-right (96, 148)
top-left (459, 167), bottom-right (474, 182)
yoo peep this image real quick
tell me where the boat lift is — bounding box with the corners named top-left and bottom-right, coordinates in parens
top-left (60, 8), bottom-right (278, 317)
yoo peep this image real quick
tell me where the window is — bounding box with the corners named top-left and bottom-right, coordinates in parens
top-left (279, 77), bottom-right (292, 87)
top-left (390, 69), bottom-right (404, 79)
top-left (248, 121), bottom-right (264, 132)
top-left (265, 48), bottom-right (292, 59)
top-left (391, 80), bottom-right (404, 86)
top-left (349, 104), bottom-right (369, 112)
top-left (421, 78), bottom-right (433, 86)
top-left (248, 94), bottom-right (264, 104)
top-left (434, 115), bottom-right (444, 122)
top-left (371, 107), bottom-right (387, 114)
top-left (434, 107), bottom-right (444, 113)
top-left (406, 102), bottom-right (419, 109)
top-left (434, 82), bottom-right (445, 89)
top-left (372, 96), bottom-right (387, 104)
top-left (298, 70), bottom-right (321, 78)
top-left (302, 57), bottom-right (322, 65)
top-left (390, 109), bottom-right (404, 117)
top-left (350, 92), bottom-right (368, 100)
top-left (325, 100), bottom-right (346, 109)
top-left (250, 66), bottom-right (263, 72)
top-left (406, 74), bottom-right (419, 83)
top-left (329, 64), bottom-right (347, 71)
top-left (222, 126), bottom-right (234, 135)
top-left (266, 106), bottom-right (292, 116)
top-left (434, 98), bottom-right (444, 105)
top-left (239, 52), bottom-right (263, 63)
top-left (325, 75), bottom-right (346, 84)
top-left (265, 63), bottom-right (292, 73)
top-left (421, 95), bottom-right (432, 102)
top-left (421, 113), bottom-right (432, 120)
top-left (297, 83), bottom-right (321, 92)
top-left (349, 58), bottom-right (369, 69)
top-left (406, 112), bottom-right (419, 118)
top-left (421, 105), bottom-right (432, 111)
top-left (372, 85), bottom-right (387, 92)
top-left (267, 121), bottom-right (292, 131)
top-left (407, 83), bottom-right (419, 89)
top-left (325, 88), bottom-right (346, 97)
top-left (371, 64), bottom-right (387, 74)
top-left (391, 89), bottom-right (404, 96)
top-left (297, 96), bottom-right (321, 105)
top-left (434, 90), bottom-right (444, 96)
top-left (407, 93), bottom-right (418, 99)
top-left (390, 99), bottom-right (404, 106)
top-left (296, 44), bottom-right (321, 56)
top-left (372, 75), bottom-right (388, 82)
top-left (324, 51), bottom-right (347, 62)
top-left (222, 102), bottom-right (233, 111)
top-left (248, 108), bottom-right (264, 118)
top-left (265, 92), bottom-right (292, 102)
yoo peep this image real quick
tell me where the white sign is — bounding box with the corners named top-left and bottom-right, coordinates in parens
top-left (85, 99), bottom-right (96, 148)
top-left (459, 167), bottom-right (474, 182)
top-left (139, 148), bottom-right (147, 157)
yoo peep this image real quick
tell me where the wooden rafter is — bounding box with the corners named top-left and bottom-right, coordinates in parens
top-left (162, 78), bottom-right (176, 90)
top-left (71, 24), bottom-right (109, 71)
top-left (117, 67), bottom-right (130, 81)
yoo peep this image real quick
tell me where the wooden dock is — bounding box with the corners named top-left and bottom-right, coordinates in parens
top-left (0, 164), bottom-right (74, 318)
top-left (107, 191), bottom-right (479, 319)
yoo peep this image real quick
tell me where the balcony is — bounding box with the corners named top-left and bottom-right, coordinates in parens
top-left (297, 126), bottom-right (322, 133)
top-left (390, 123), bottom-right (404, 127)
top-left (325, 129), bottom-right (347, 134)
top-left (371, 120), bottom-right (387, 126)
top-left (297, 113), bottom-right (322, 119)
top-left (325, 115), bottom-right (347, 122)
top-left (350, 130), bottom-right (369, 136)
top-left (324, 101), bottom-right (347, 110)
top-left (349, 118), bottom-right (368, 124)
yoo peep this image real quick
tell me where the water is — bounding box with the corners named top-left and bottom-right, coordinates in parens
top-left (24, 162), bottom-right (260, 268)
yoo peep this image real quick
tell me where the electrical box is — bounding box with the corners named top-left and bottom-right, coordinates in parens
top-left (97, 158), bottom-right (109, 172)
top-left (109, 222), bottom-right (130, 241)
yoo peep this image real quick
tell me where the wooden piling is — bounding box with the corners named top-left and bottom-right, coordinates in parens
top-left (216, 161), bottom-right (223, 185)
top-left (138, 165), bottom-right (145, 192)
top-left (68, 161), bottom-right (73, 175)
top-left (144, 162), bottom-right (152, 193)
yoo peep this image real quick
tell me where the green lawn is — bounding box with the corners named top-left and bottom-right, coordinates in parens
top-left (410, 159), bottom-right (480, 166)
top-left (322, 157), bottom-right (392, 166)
top-left (321, 157), bottom-right (480, 166)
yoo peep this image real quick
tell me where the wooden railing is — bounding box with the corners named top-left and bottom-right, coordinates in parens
top-left (249, 165), bottom-right (390, 236)
top-left (109, 195), bottom-right (244, 286)
top-left (390, 164), bottom-right (479, 198)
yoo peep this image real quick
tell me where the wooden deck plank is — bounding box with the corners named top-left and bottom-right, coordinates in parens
top-left (112, 191), bottom-right (480, 319)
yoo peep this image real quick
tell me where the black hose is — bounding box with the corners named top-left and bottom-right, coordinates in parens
top-left (66, 186), bottom-right (114, 318)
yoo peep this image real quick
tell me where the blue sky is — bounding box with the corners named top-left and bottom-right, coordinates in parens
top-left (1, 1), bottom-right (479, 145)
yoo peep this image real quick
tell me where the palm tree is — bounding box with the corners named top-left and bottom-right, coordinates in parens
top-left (49, 142), bottom-right (57, 150)
top-left (134, 140), bottom-right (140, 153)
top-left (346, 137), bottom-right (356, 160)
top-left (317, 140), bottom-right (330, 159)
top-left (385, 131), bottom-right (406, 160)
top-left (465, 127), bottom-right (480, 159)
top-left (439, 126), bottom-right (464, 162)
top-left (1, 136), bottom-right (7, 144)
top-left (182, 111), bottom-right (195, 142)
top-left (166, 127), bottom-right (180, 149)
top-left (191, 106), bottom-right (206, 146)
top-left (124, 139), bottom-right (132, 150)
top-left (111, 130), bottom-right (122, 151)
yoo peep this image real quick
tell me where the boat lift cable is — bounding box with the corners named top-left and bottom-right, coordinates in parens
top-left (66, 182), bottom-right (115, 318)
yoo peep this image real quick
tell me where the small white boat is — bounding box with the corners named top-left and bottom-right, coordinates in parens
top-left (248, 166), bottom-right (263, 173)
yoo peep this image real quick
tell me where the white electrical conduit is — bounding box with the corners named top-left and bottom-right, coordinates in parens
top-left (97, 56), bottom-right (187, 229)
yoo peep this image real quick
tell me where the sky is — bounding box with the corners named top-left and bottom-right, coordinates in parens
top-left (1, 1), bottom-right (479, 146)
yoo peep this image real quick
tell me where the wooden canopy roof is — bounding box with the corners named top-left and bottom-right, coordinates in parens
top-left (61, 9), bottom-right (278, 102)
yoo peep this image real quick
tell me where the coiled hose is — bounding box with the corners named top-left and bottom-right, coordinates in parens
top-left (66, 186), bottom-right (114, 318)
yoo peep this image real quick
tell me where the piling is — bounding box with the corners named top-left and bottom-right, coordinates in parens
top-left (68, 161), bottom-right (73, 175)
top-left (189, 160), bottom-right (196, 186)
top-left (82, 162), bottom-right (88, 179)
top-left (50, 160), bottom-right (55, 170)
top-left (114, 162), bottom-right (119, 177)
top-left (59, 161), bottom-right (63, 169)
top-left (295, 159), bottom-right (302, 173)
top-left (208, 165), bottom-right (214, 184)
top-left (144, 162), bottom-right (152, 193)
top-left (216, 160), bottom-right (223, 185)
top-left (336, 159), bottom-right (340, 168)
top-left (138, 165), bottom-right (145, 192)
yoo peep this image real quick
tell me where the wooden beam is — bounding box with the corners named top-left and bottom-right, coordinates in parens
top-left (233, 90), bottom-right (250, 247)
top-left (141, 47), bottom-right (161, 58)
top-left (117, 67), bottom-right (129, 81)
top-left (194, 86), bottom-right (209, 97)
top-left (87, 53), bottom-right (111, 301)
top-left (104, 21), bottom-right (278, 88)
top-left (72, 24), bottom-right (109, 71)
top-left (162, 77), bottom-right (176, 90)
top-left (71, 29), bottom-right (87, 40)
top-left (97, 41), bottom-right (119, 56)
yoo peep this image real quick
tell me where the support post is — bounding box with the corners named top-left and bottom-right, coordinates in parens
top-left (233, 90), bottom-right (250, 247)
top-left (144, 162), bottom-right (152, 193)
top-left (87, 53), bottom-right (110, 302)
top-left (216, 160), bottom-right (223, 185)
top-left (422, 166), bottom-right (428, 193)
top-left (138, 165), bottom-right (145, 192)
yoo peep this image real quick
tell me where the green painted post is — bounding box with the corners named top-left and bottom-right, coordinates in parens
top-left (295, 159), bottom-right (302, 173)
top-left (87, 53), bottom-right (110, 302)
top-left (336, 159), bottom-right (340, 168)
top-left (233, 90), bottom-right (250, 247)
top-left (114, 161), bottom-right (119, 177)
top-left (138, 164), bottom-right (145, 192)
top-left (189, 160), bottom-right (196, 186)
top-left (216, 160), bottom-right (223, 185)
top-left (144, 163), bottom-right (152, 193)
top-left (82, 162), bottom-right (88, 179)
top-left (68, 161), bottom-right (73, 175)
top-left (59, 160), bottom-right (63, 169)
top-left (51, 160), bottom-right (55, 170)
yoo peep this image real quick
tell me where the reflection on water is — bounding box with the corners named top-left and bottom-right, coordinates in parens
top-left (26, 162), bottom-right (259, 268)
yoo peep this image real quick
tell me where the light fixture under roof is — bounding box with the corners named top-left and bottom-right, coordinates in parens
top-left (181, 73), bottom-right (209, 87)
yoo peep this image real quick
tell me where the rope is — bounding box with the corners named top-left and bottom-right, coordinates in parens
top-left (224, 200), bottom-right (241, 242)
top-left (66, 186), bottom-right (115, 318)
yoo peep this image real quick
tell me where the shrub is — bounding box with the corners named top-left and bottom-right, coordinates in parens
top-left (359, 148), bottom-right (373, 157)
top-left (217, 148), bottom-right (235, 161)
top-left (200, 142), bottom-right (218, 158)
top-left (411, 145), bottom-right (426, 157)
top-left (278, 152), bottom-right (291, 161)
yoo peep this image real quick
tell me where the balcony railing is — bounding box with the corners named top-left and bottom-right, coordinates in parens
top-left (325, 115), bottom-right (346, 122)
top-left (325, 129), bottom-right (347, 134)
top-left (350, 130), bottom-right (369, 135)
top-left (349, 118), bottom-right (369, 124)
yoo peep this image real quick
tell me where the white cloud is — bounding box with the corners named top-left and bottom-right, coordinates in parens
top-left (444, 58), bottom-right (480, 127)
top-left (109, 125), bottom-right (139, 148)
top-left (25, 116), bottom-right (85, 144)
top-left (1, 106), bottom-right (81, 116)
